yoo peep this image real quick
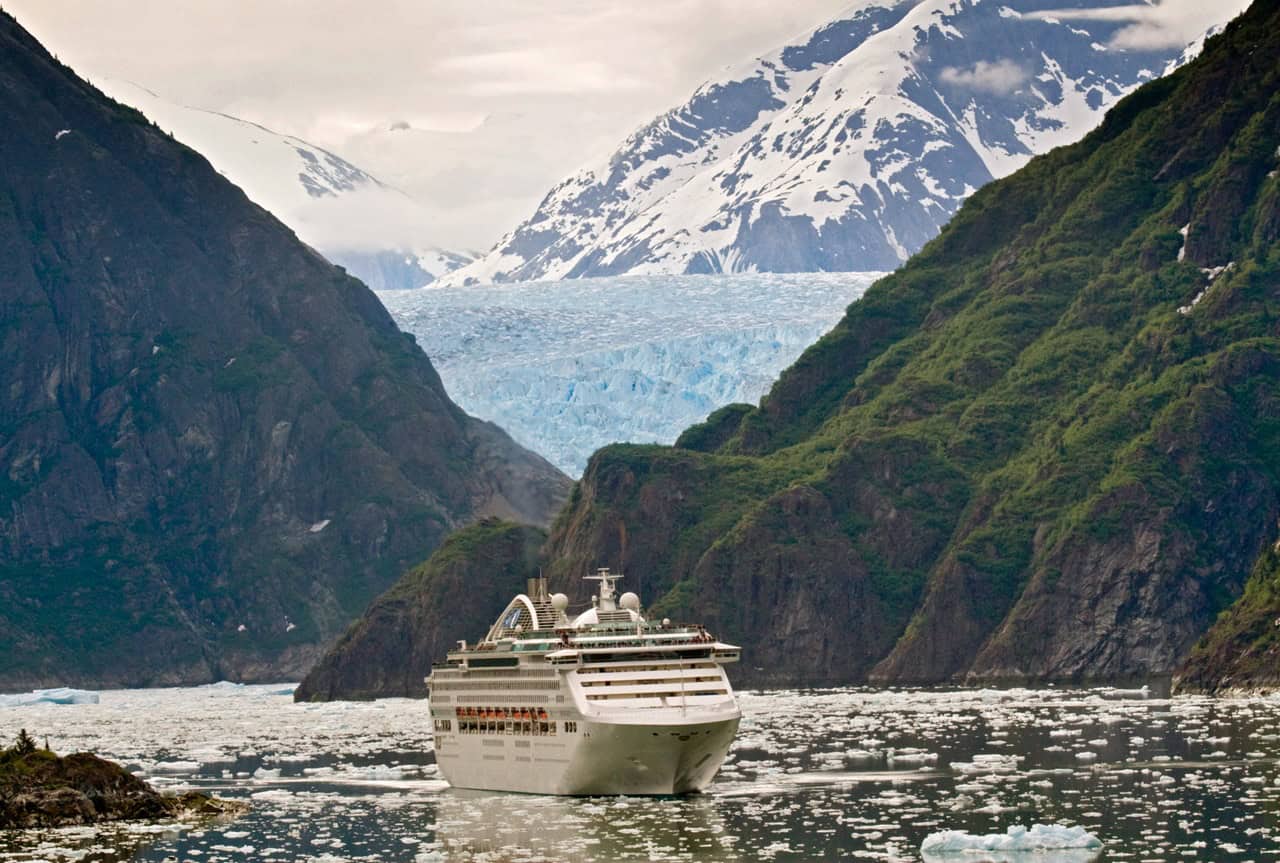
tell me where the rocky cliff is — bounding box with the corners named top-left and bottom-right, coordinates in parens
top-left (0, 738), bottom-right (244, 829)
top-left (294, 520), bottom-right (546, 701)
top-left (1175, 540), bottom-right (1280, 694)
top-left (0, 12), bottom-right (569, 690)
top-left (530, 0), bottom-right (1280, 687)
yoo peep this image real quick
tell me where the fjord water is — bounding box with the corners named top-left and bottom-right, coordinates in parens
top-left (1, 686), bottom-right (1277, 861)
top-left (378, 273), bottom-right (877, 477)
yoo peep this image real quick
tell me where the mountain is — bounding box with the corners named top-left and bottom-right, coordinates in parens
top-left (441, 0), bottom-right (1246, 286)
top-left (334, 0), bottom-right (1280, 690)
top-left (0, 12), bottom-right (570, 690)
top-left (294, 519), bottom-right (546, 701)
top-left (93, 79), bottom-right (471, 290)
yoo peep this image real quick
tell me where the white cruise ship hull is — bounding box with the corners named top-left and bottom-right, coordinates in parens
top-left (435, 714), bottom-right (740, 796)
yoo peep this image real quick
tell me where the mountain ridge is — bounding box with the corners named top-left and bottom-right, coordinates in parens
top-left (92, 78), bottom-right (472, 290)
top-left (442, 0), bottom-right (1246, 287)
top-left (0, 11), bottom-right (569, 689)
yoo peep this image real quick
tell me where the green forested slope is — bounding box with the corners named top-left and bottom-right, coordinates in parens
top-left (1176, 543), bottom-right (1280, 693)
top-left (295, 520), bottom-right (546, 701)
top-left (538, 1), bottom-right (1280, 685)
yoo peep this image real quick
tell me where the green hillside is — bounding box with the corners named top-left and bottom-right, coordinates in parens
top-left (295, 520), bottom-right (546, 701)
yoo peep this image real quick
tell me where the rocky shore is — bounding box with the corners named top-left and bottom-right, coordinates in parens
top-left (0, 732), bottom-right (245, 829)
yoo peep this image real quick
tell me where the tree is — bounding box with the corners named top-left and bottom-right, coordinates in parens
top-left (13, 729), bottom-right (36, 756)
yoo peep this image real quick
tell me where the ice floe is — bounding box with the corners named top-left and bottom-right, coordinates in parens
top-left (922, 823), bottom-right (1102, 854)
top-left (0, 687), bottom-right (99, 707)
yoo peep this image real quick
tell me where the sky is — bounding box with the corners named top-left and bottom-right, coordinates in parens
top-left (6, 0), bottom-right (859, 251)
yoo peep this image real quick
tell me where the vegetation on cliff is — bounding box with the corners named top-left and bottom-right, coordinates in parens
top-left (534, 1), bottom-right (1280, 686)
top-left (295, 520), bottom-right (547, 701)
top-left (0, 12), bottom-right (569, 689)
top-left (0, 731), bottom-right (244, 828)
top-left (1176, 543), bottom-right (1280, 693)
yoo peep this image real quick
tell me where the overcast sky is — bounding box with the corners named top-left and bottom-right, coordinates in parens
top-left (7, 0), bottom-right (858, 250)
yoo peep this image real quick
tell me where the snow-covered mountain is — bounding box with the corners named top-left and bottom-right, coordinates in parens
top-left (442, 0), bottom-right (1244, 285)
top-left (380, 272), bottom-right (876, 476)
top-left (95, 79), bottom-right (470, 289)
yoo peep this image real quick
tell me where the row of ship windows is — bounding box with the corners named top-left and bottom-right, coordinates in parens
top-left (430, 680), bottom-right (560, 691)
top-left (584, 688), bottom-right (728, 701)
top-left (578, 675), bottom-right (724, 688)
top-left (433, 717), bottom-right (580, 735)
top-left (576, 662), bottom-right (719, 675)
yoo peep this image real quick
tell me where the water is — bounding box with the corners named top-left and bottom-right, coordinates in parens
top-left (1, 684), bottom-right (1277, 861)
top-left (378, 273), bottom-right (877, 476)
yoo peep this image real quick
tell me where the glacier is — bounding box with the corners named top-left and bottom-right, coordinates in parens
top-left (379, 272), bottom-right (877, 476)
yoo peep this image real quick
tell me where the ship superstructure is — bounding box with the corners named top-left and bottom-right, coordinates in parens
top-left (426, 568), bottom-right (741, 795)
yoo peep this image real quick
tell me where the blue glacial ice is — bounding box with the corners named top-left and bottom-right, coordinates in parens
top-left (0, 687), bottom-right (100, 707)
top-left (379, 272), bottom-right (877, 476)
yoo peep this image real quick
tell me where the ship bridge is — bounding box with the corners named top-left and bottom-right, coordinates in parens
top-left (482, 568), bottom-right (643, 642)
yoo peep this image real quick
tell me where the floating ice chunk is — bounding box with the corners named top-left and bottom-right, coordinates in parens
top-left (0, 687), bottom-right (99, 707)
top-left (150, 760), bottom-right (201, 773)
top-left (55, 129), bottom-right (71, 140)
top-left (922, 823), bottom-right (1102, 856)
top-left (309, 519), bottom-right (331, 533)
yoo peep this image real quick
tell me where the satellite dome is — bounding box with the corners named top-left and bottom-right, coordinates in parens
top-left (551, 593), bottom-right (569, 612)
top-left (619, 591), bottom-right (640, 611)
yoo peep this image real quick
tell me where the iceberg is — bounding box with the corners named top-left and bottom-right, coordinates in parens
top-left (0, 687), bottom-right (100, 707)
top-left (922, 824), bottom-right (1102, 859)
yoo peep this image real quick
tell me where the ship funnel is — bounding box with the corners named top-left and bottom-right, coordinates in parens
top-left (527, 576), bottom-right (549, 601)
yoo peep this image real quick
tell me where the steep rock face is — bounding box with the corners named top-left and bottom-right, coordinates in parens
top-left (443, 0), bottom-right (1244, 286)
top-left (0, 13), bottom-right (569, 690)
top-left (294, 520), bottom-right (546, 701)
top-left (1175, 541), bottom-right (1280, 694)
top-left (530, 2), bottom-right (1280, 686)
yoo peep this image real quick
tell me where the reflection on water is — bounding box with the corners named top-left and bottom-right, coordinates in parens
top-left (433, 791), bottom-right (741, 862)
top-left (0, 684), bottom-right (1277, 861)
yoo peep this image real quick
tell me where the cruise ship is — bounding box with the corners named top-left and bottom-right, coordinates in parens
top-left (426, 568), bottom-right (741, 795)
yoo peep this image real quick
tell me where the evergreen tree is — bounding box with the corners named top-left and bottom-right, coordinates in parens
top-left (14, 729), bottom-right (36, 756)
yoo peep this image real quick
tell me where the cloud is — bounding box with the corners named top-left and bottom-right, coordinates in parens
top-left (1025, 1), bottom-right (1251, 51)
top-left (938, 59), bottom-right (1029, 94)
